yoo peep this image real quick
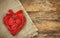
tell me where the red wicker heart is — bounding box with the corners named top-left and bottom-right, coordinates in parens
top-left (3, 9), bottom-right (26, 36)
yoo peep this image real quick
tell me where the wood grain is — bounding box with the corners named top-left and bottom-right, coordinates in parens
top-left (20, 0), bottom-right (60, 38)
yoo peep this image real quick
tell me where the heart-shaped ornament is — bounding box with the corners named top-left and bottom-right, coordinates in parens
top-left (3, 9), bottom-right (26, 36)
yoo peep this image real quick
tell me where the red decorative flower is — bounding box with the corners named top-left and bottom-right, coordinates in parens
top-left (3, 9), bottom-right (26, 36)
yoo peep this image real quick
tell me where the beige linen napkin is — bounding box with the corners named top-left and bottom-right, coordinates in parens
top-left (0, 0), bottom-right (38, 38)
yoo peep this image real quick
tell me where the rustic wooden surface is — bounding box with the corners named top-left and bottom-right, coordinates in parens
top-left (20, 0), bottom-right (60, 38)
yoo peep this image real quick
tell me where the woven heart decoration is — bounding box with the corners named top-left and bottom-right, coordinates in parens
top-left (3, 9), bottom-right (26, 36)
